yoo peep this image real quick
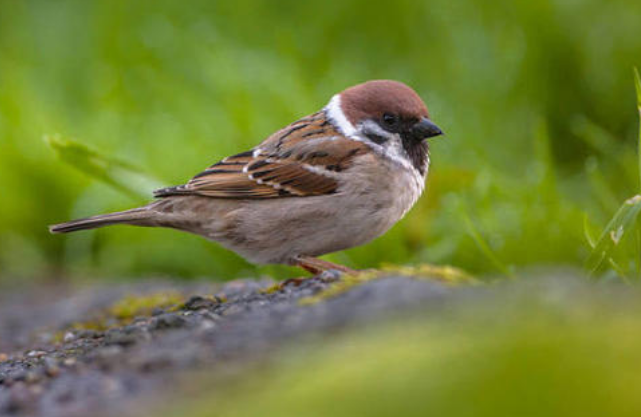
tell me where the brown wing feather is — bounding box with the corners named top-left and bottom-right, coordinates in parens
top-left (154, 112), bottom-right (368, 199)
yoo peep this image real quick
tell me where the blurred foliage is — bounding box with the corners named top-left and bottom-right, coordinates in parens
top-left (1, 0), bottom-right (641, 281)
top-left (163, 279), bottom-right (641, 417)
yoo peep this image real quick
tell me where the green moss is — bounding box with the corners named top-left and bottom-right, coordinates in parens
top-left (212, 295), bottom-right (228, 303)
top-left (299, 264), bottom-right (476, 306)
top-left (69, 320), bottom-right (111, 332)
top-left (259, 283), bottom-right (284, 295)
top-left (108, 292), bottom-right (185, 320)
top-left (52, 291), bottom-right (186, 343)
top-left (52, 318), bottom-right (112, 343)
top-left (181, 294), bottom-right (228, 309)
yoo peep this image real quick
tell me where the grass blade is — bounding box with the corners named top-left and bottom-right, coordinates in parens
top-left (583, 214), bottom-right (597, 249)
top-left (461, 208), bottom-right (515, 279)
top-left (585, 195), bottom-right (641, 276)
top-left (584, 213), bottom-right (630, 281)
top-left (45, 134), bottom-right (163, 200)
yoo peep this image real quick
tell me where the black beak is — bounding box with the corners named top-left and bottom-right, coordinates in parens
top-left (411, 117), bottom-right (443, 140)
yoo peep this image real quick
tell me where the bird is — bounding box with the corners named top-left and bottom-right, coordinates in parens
top-left (50, 80), bottom-right (443, 275)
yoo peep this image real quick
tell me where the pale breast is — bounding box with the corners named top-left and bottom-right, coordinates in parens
top-left (342, 152), bottom-right (426, 225)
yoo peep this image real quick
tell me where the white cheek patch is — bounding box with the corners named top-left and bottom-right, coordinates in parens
top-left (324, 95), bottom-right (357, 137)
top-left (356, 120), bottom-right (416, 172)
top-left (385, 139), bottom-right (412, 169)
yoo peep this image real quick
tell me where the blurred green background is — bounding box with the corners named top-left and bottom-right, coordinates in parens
top-left (1, 0), bottom-right (641, 281)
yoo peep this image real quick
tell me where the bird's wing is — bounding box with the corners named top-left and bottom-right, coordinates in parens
top-left (154, 112), bottom-right (368, 199)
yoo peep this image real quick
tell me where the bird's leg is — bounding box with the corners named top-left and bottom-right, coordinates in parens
top-left (293, 255), bottom-right (359, 276)
top-left (279, 256), bottom-right (358, 289)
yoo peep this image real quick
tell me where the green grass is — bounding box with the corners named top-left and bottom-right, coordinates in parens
top-left (1, 0), bottom-right (641, 281)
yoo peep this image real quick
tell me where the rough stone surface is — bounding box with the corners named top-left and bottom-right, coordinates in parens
top-left (0, 275), bottom-right (451, 417)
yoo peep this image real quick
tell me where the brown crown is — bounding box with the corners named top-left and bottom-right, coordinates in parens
top-left (339, 80), bottom-right (430, 126)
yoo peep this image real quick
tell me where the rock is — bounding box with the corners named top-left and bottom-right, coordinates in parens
top-left (183, 295), bottom-right (220, 310)
top-left (43, 358), bottom-right (61, 378)
top-left (0, 274), bottom-right (452, 417)
top-left (77, 329), bottom-right (102, 339)
top-left (149, 313), bottom-right (188, 330)
top-left (104, 326), bottom-right (149, 347)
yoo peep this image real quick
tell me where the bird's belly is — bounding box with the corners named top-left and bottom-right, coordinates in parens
top-left (212, 163), bottom-right (425, 265)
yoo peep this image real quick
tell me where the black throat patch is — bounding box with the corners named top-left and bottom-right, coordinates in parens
top-left (402, 138), bottom-right (429, 175)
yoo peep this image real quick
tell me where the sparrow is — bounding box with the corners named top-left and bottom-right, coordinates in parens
top-left (50, 80), bottom-right (443, 275)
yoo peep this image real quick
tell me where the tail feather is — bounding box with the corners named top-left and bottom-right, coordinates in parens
top-left (49, 207), bottom-right (151, 234)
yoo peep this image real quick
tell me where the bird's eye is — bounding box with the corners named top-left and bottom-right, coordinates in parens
top-left (382, 113), bottom-right (399, 127)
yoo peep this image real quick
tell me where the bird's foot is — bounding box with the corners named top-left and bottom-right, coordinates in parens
top-left (293, 255), bottom-right (359, 276)
top-left (275, 256), bottom-right (359, 291)
top-left (278, 268), bottom-right (344, 290)
top-left (279, 277), bottom-right (307, 288)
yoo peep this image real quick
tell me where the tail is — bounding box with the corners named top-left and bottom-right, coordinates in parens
top-left (49, 207), bottom-right (152, 234)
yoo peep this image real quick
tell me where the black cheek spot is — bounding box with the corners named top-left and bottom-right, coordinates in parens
top-left (366, 133), bottom-right (389, 145)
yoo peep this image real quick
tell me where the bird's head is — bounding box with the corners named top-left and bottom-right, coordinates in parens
top-left (325, 80), bottom-right (443, 174)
